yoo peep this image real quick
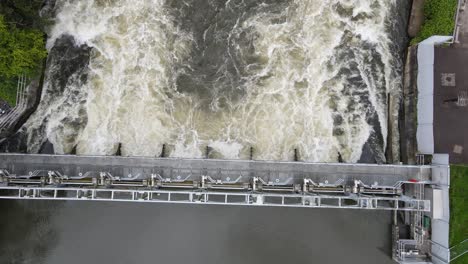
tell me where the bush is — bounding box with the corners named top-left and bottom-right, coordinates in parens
top-left (411, 0), bottom-right (458, 44)
top-left (0, 0), bottom-right (46, 30)
top-left (0, 15), bottom-right (47, 78)
top-left (0, 1), bottom-right (47, 106)
top-left (0, 77), bottom-right (17, 106)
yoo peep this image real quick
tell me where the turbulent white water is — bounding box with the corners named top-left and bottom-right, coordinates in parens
top-left (24, 0), bottom-right (404, 162)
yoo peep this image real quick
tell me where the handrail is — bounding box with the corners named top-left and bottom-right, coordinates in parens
top-left (452, 0), bottom-right (465, 44)
top-left (0, 74), bottom-right (28, 132)
top-left (450, 239), bottom-right (468, 261)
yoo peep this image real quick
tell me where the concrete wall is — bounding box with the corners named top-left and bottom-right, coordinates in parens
top-left (417, 36), bottom-right (453, 154)
top-left (430, 154), bottom-right (451, 264)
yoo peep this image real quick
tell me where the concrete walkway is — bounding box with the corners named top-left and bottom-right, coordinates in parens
top-left (408, 0), bottom-right (425, 38)
top-left (429, 1), bottom-right (468, 164)
top-left (434, 47), bottom-right (468, 164)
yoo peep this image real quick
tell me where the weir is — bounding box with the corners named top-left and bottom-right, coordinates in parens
top-left (0, 153), bottom-right (452, 263)
top-left (0, 153), bottom-right (432, 211)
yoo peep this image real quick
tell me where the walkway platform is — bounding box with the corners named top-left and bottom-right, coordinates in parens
top-left (0, 154), bottom-right (452, 262)
top-left (434, 47), bottom-right (468, 164)
top-left (0, 154), bottom-right (432, 211)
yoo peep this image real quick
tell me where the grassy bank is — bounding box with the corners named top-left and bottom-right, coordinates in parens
top-left (411, 0), bottom-right (458, 44)
top-left (450, 165), bottom-right (468, 264)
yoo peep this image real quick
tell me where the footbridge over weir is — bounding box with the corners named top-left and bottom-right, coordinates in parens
top-left (0, 154), bottom-right (454, 263)
top-left (0, 154), bottom-right (435, 211)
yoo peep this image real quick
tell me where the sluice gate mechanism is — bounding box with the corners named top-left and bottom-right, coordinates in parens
top-left (0, 154), bottom-right (431, 211)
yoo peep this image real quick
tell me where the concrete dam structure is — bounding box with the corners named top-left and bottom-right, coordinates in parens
top-left (0, 153), bottom-right (452, 263)
top-left (0, 154), bottom-right (432, 210)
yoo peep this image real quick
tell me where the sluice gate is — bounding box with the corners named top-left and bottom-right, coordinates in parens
top-left (0, 154), bottom-right (432, 211)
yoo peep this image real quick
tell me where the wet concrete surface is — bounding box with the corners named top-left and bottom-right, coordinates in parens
top-left (407, 0), bottom-right (425, 38)
top-left (400, 46), bottom-right (418, 165)
top-left (0, 200), bottom-right (395, 264)
top-left (434, 47), bottom-right (468, 164)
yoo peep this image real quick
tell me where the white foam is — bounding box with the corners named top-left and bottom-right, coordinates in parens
top-left (25, 0), bottom-right (402, 163)
top-left (209, 141), bottom-right (243, 160)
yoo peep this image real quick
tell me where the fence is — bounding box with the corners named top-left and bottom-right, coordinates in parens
top-left (450, 239), bottom-right (468, 262)
top-left (0, 74), bottom-right (28, 133)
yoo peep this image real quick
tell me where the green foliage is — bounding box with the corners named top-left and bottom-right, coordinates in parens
top-left (0, 0), bottom-right (47, 30)
top-left (449, 165), bottom-right (468, 264)
top-left (0, 15), bottom-right (47, 78)
top-left (411, 0), bottom-right (458, 44)
top-left (0, 1), bottom-right (47, 106)
top-left (0, 77), bottom-right (17, 106)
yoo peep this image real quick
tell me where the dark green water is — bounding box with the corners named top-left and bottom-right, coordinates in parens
top-left (0, 200), bottom-right (395, 264)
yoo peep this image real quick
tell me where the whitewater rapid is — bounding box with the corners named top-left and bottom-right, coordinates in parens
top-left (23, 0), bottom-right (406, 162)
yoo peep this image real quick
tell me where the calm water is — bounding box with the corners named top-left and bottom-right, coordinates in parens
top-left (0, 200), bottom-right (395, 264)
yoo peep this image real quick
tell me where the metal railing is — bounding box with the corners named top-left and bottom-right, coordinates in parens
top-left (451, 239), bottom-right (468, 262)
top-left (396, 239), bottom-right (430, 263)
top-left (453, 0), bottom-right (466, 44)
top-left (0, 168), bottom-right (431, 211)
top-left (0, 74), bottom-right (28, 132)
top-left (0, 185), bottom-right (430, 211)
top-left (413, 183), bottom-right (425, 244)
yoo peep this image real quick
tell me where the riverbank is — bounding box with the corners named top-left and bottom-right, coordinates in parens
top-left (400, 0), bottom-right (460, 164)
top-left (0, 1), bottom-right (49, 143)
top-left (408, 0), bottom-right (425, 38)
top-left (0, 65), bottom-right (45, 141)
top-left (405, 1), bottom-right (468, 262)
top-left (0, 1), bottom-right (48, 106)
top-left (410, 0), bottom-right (458, 44)
top-left (0, 34), bottom-right (91, 151)
top-left (399, 46), bottom-right (418, 165)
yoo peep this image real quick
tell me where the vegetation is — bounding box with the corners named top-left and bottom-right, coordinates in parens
top-left (0, 16), bottom-right (47, 79)
top-left (0, 78), bottom-right (18, 107)
top-left (0, 1), bottom-right (47, 106)
top-left (0, 0), bottom-right (48, 29)
top-left (450, 165), bottom-right (468, 264)
top-left (411, 0), bottom-right (458, 44)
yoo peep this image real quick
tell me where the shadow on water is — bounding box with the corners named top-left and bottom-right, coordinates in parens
top-left (224, 207), bottom-right (394, 264)
top-left (0, 201), bottom-right (396, 264)
top-left (0, 200), bottom-right (63, 264)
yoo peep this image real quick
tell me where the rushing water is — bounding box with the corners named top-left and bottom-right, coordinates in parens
top-left (21, 0), bottom-right (408, 162)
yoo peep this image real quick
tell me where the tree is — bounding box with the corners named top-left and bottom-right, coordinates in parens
top-left (0, 15), bottom-right (47, 79)
top-left (0, 0), bottom-right (47, 30)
